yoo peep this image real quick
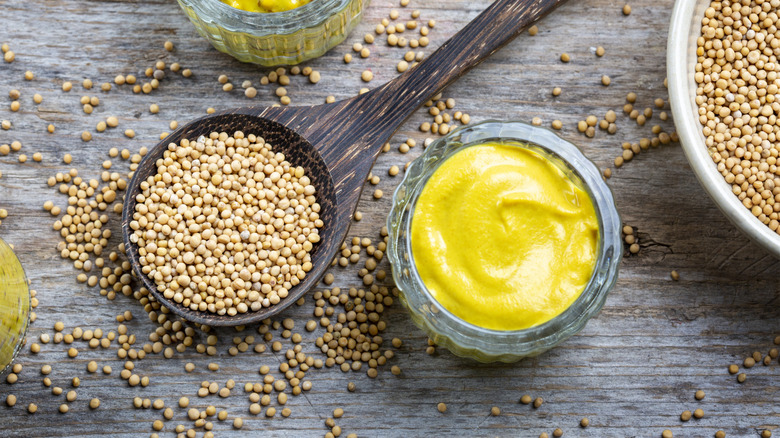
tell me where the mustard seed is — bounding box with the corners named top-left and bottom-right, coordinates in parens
top-left (437, 402), bottom-right (447, 413)
top-left (490, 406), bottom-right (500, 416)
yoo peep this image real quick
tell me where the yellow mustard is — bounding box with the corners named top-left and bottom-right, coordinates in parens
top-left (222, 0), bottom-right (310, 13)
top-left (411, 142), bottom-right (599, 331)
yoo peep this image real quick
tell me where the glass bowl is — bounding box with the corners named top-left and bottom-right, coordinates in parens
top-left (176, 0), bottom-right (369, 65)
top-left (0, 237), bottom-right (30, 375)
top-left (387, 120), bottom-right (622, 363)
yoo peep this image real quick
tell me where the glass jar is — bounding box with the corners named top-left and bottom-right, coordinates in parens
top-left (176, 0), bottom-right (369, 65)
top-left (387, 121), bottom-right (622, 363)
top-left (0, 237), bottom-right (30, 374)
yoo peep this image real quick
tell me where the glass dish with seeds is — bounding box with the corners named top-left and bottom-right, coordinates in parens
top-left (386, 121), bottom-right (622, 363)
top-left (176, 0), bottom-right (369, 65)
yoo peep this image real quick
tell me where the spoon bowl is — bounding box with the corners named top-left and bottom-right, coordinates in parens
top-left (122, 112), bottom-right (340, 325)
top-left (122, 0), bottom-right (569, 325)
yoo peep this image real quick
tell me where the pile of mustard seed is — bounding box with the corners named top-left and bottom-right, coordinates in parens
top-left (695, 0), bottom-right (780, 234)
top-left (129, 131), bottom-right (323, 316)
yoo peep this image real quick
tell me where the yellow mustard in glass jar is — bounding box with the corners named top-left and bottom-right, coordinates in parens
top-left (221, 0), bottom-right (310, 13)
top-left (410, 142), bottom-right (599, 331)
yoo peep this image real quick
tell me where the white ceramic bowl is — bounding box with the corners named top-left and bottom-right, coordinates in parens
top-left (668, 0), bottom-right (780, 259)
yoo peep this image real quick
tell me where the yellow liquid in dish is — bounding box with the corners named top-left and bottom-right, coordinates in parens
top-left (0, 238), bottom-right (30, 372)
top-left (221, 0), bottom-right (310, 13)
top-left (410, 143), bottom-right (599, 331)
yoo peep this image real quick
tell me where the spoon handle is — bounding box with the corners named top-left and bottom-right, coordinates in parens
top-left (364, 0), bottom-right (568, 130)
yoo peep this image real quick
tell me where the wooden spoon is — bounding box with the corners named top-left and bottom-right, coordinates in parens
top-left (122, 0), bottom-right (568, 326)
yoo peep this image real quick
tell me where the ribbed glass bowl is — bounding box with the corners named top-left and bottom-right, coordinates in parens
top-left (387, 121), bottom-right (622, 363)
top-left (0, 237), bottom-right (30, 375)
top-left (176, 0), bottom-right (368, 65)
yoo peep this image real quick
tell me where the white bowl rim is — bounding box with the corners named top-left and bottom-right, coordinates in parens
top-left (667, 0), bottom-right (780, 259)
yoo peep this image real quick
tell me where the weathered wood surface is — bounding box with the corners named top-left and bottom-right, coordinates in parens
top-left (0, 0), bottom-right (778, 436)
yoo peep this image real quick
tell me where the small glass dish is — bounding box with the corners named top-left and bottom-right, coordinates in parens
top-left (387, 120), bottom-right (622, 363)
top-left (0, 237), bottom-right (30, 375)
top-left (176, 0), bottom-right (369, 65)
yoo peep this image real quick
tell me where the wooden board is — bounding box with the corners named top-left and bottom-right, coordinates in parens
top-left (0, 0), bottom-right (779, 436)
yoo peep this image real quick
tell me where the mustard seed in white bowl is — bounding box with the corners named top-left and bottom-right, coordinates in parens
top-left (668, 0), bottom-right (780, 258)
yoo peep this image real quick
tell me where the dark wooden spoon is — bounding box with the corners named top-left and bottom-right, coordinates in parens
top-left (122, 0), bottom-right (568, 326)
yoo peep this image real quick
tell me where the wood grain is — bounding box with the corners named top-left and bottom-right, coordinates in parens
top-left (0, 0), bottom-right (779, 436)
